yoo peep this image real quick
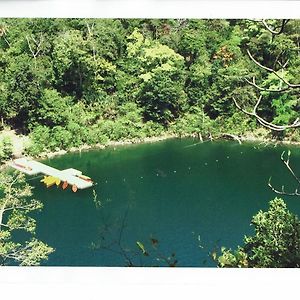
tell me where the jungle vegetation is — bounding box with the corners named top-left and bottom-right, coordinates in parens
top-left (0, 19), bottom-right (299, 267)
top-left (0, 19), bottom-right (299, 157)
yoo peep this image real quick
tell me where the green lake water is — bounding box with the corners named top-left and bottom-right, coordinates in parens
top-left (27, 138), bottom-right (300, 266)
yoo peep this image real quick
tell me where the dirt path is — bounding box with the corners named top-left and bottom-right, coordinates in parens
top-left (0, 129), bottom-right (30, 158)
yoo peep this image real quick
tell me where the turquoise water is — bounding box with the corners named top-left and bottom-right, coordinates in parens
top-left (28, 138), bottom-right (300, 266)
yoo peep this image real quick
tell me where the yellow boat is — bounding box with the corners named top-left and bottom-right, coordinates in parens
top-left (41, 176), bottom-right (61, 188)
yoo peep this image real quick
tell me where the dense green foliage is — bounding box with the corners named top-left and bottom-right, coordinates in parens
top-left (0, 19), bottom-right (298, 154)
top-left (218, 198), bottom-right (300, 267)
top-left (0, 18), bottom-right (299, 268)
top-left (0, 172), bottom-right (54, 265)
top-left (0, 136), bottom-right (13, 163)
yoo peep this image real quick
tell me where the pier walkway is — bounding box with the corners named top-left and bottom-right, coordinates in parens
top-left (10, 158), bottom-right (93, 190)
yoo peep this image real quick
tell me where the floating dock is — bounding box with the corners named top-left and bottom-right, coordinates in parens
top-left (10, 158), bottom-right (93, 191)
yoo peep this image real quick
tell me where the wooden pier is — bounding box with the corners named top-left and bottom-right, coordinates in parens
top-left (10, 158), bottom-right (93, 191)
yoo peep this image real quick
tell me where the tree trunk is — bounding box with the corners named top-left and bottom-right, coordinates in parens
top-left (197, 132), bottom-right (203, 142)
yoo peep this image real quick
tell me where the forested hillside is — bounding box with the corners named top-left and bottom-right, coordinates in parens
top-left (0, 19), bottom-right (299, 157)
top-left (1, 19), bottom-right (300, 268)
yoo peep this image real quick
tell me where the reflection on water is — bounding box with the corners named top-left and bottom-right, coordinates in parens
top-left (28, 138), bottom-right (300, 266)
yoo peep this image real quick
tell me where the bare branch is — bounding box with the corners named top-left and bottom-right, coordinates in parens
top-left (242, 20), bottom-right (300, 197)
top-left (221, 133), bottom-right (242, 144)
top-left (268, 151), bottom-right (300, 196)
top-left (26, 36), bottom-right (35, 57)
top-left (247, 49), bottom-right (300, 89)
top-left (85, 21), bottom-right (96, 61)
top-left (3, 36), bottom-right (10, 47)
top-left (232, 96), bottom-right (300, 131)
top-left (26, 34), bottom-right (43, 68)
top-left (280, 151), bottom-right (300, 185)
top-left (237, 20), bottom-right (299, 132)
top-left (261, 19), bottom-right (289, 35)
top-left (268, 178), bottom-right (300, 196)
top-left (245, 77), bottom-right (290, 93)
top-left (278, 59), bottom-right (289, 69)
top-left (253, 94), bottom-right (263, 112)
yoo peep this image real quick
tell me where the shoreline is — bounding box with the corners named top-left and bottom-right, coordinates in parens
top-left (0, 133), bottom-right (177, 170)
top-left (40, 133), bottom-right (300, 160)
top-left (39, 133), bottom-right (178, 159)
top-left (2, 130), bottom-right (300, 170)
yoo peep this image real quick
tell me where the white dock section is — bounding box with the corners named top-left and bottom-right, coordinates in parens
top-left (9, 158), bottom-right (93, 190)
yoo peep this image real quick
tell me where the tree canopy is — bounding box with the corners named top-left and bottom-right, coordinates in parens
top-left (0, 18), bottom-right (299, 267)
top-left (0, 19), bottom-right (298, 156)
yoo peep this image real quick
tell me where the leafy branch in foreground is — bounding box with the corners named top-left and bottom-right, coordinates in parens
top-left (0, 171), bottom-right (54, 266)
top-left (217, 198), bottom-right (300, 268)
top-left (233, 19), bottom-right (300, 132)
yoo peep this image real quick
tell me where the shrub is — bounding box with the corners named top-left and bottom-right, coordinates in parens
top-left (26, 126), bottom-right (51, 155)
top-left (142, 121), bottom-right (164, 137)
top-left (170, 107), bottom-right (213, 138)
top-left (51, 126), bottom-right (73, 150)
top-left (218, 198), bottom-right (300, 268)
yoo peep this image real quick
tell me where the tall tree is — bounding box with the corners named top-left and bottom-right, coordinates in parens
top-left (124, 28), bottom-right (187, 124)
